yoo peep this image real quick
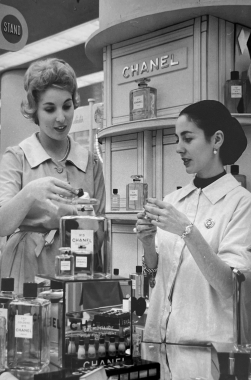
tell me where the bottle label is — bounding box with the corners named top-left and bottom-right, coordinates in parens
top-left (0, 309), bottom-right (7, 325)
top-left (71, 230), bottom-right (93, 252)
top-left (76, 256), bottom-right (88, 268)
top-left (15, 315), bottom-right (33, 338)
top-left (60, 260), bottom-right (71, 271)
top-left (132, 279), bottom-right (136, 289)
top-left (231, 85), bottom-right (242, 98)
top-left (133, 95), bottom-right (144, 110)
top-left (129, 189), bottom-right (138, 201)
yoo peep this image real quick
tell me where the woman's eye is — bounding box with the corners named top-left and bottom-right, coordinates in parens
top-left (63, 105), bottom-right (72, 111)
top-left (44, 108), bottom-right (54, 113)
top-left (184, 138), bottom-right (192, 143)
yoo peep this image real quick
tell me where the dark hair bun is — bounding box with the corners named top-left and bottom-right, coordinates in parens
top-left (180, 100), bottom-right (247, 165)
top-left (220, 116), bottom-right (247, 165)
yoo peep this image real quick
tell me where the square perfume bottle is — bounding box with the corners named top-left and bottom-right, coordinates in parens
top-left (55, 247), bottom-right (74, 279)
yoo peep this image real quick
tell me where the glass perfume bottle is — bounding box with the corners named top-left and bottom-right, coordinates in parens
top-left (0, 278), bottom-right (15, 325)
top-left (97, 337), bottom-right (106, 358)
top-left (108, 336), bottom-right (116, 357)
top-left (225, 71), bottom-right (246, 113)
top-left (38, 280), bottom-right (63, 361)
top-left (87, 338), bottom-right (96, 359)
top-left (55, 247), bottom-right (74, 279)
top-left (130, 266), bottom-right (143, 298)
top-left (111, 189), bottom-right (120, 211)
top-left (129, 78), bottom-right (157, 121)
top-left (230, 165), bottom-right (246, 188)
top-left (77, 337), bottom-right (86, 359)
top-left (126, 175), bottom-right (148, 211)
top-left (0, 316), bottom-right (6, 371)
top-left (72, 248), bottom-right (93, 277)
top-left (7, 282), bottom-right (51, 371)
top-left (60, 214), bottom-right (106, 276)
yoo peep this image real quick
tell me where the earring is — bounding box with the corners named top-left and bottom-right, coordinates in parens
top-left (213, 148), bottom-right (217, 155)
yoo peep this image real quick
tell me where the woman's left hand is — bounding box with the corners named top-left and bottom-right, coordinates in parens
top-left (144, 197), bottom-right (191, 236)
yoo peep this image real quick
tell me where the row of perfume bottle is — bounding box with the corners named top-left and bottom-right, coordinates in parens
top-left (111, 165), bottom-right (246, 212)
top-left (0, 278), bottom-right (51, 372)
top-left (111, 175), bottom-right (148, 211)
top-left (55, 246), bottom-right (94, 279)
top-left (128, 71), bottom-right (251, 124)
top-left (66, 335), bottom-right (126, 359)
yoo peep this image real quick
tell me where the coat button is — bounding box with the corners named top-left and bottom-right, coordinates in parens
top-left (56, 167), bottom-right (63, 173)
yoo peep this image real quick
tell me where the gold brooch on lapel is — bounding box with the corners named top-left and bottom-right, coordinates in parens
top-left (204, 218), bottom-right (215, 229)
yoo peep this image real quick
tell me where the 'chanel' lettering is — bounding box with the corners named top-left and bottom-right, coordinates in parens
top-left (122, 53), bottom-right (179, 79)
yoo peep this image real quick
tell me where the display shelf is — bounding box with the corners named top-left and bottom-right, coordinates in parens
top-left (98, 116), bottom-right (177, 138)
top-left (98, 114), bottom-right (251, 139)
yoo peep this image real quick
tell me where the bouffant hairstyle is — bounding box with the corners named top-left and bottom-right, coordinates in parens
top-left (21, 58), bottom-right (80, 125)
top-left (179, 100), bottom-right (247, 165)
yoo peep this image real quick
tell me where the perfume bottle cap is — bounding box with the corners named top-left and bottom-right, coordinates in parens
top-left (113, 189), bottom-right (118, 194)
top-left (51, 280), bottom-right (63, 290)
top-left (231, 165), bottom-right (239, 175)
top-left (89, 338), bottom-right (95, 344)
top-left (230, 71), bottom-right (239, 80)
top-left (131, 174), bottom-right (143, 182)
top-left (79, 338), bottom-right (85, 345)
top-left (136, 266), bottom-right (142, 274)
top-left (109, 337), bottom-right (115, 343)
top-left (58, 247), bottom-right (71, 255)
top-left (113, 268), bottom-right (119, 275)
top-left (119, 337), bottom-right (125, 342)
top-left (135, 77), bottom-right (150, 87)
top-left (99, 337), bottom-right (105, 344)
top-left (1, 277), bottom-right (14, 291)
top-left (23, 282), bottom-right (37, 298)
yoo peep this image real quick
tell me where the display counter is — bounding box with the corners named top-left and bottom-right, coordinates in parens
top-left (3, 342), bottom-right (250, 379)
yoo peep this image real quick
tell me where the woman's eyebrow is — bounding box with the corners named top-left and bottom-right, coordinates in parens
top-left (175, 131), bottom-right (193, 138)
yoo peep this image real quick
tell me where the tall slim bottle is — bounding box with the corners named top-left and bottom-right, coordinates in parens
top-left (225, 71), bottom-right (246, 113)
top-left (7, 282), bottom-right (51, 371)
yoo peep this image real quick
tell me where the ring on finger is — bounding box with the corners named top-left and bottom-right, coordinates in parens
top-left (156, 215), bottom-right (160, 222)
top-left (133, 227), bottom-right (137, 233)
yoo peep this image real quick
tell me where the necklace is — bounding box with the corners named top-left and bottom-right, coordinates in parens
top-left (37, 133), bottom-right (70, 162)
top-left (58, 137), bottom-right (70, 162)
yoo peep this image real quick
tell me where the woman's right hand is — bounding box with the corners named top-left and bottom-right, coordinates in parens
top-left (25, 177), bottom-right (79, 206)
top-left (135, 211), bottom-right (157, 246)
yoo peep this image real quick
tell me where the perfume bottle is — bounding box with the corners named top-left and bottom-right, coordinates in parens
top-left (111, 189), bottom-right (120, 211)
top-left (72, 248), bottom-right (93, 277)
top-left (97, 337), bottom-right (106, 358)
top-left (129, 78), bottom-right (157, 121)
top-left (126, 175), bottom-right (148, 211)
top-left (230, 165), bottom-right (246, 188)
top-left (225, 71), bottom-right (246, 113)
top-left (55, 247), bottom-right (74, 279)
top-left (87, 338), bottom-right (96, 359)
top-left (77, 337), bottom-right (85, 359)
top-left (7, 282), bottom-right (51, 371)
top-left (38, 280), bottom-right (63, 361)
top-left (118, 337), bottom-right (126, 357)
top-left (108, 336), bottom-right (116, 357)
top-left (0, 278), bottom-right (15, 324)
top-left (0, 316), bottom-right (6, 371)
top-left (130, 266), bottom-right (143, 298)
top-left (67, 337), bottom-right (76, 354)
top-left (60, 215), bottom-right (106, 276)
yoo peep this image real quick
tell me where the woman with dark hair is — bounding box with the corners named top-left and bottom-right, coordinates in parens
top-left (135, 100), bottom-right (251, 344)
top-left (0, 58), bottom-right (105, 293)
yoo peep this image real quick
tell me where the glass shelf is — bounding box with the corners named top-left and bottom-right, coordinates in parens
top-left (98, 114), bottom-right (251, 139)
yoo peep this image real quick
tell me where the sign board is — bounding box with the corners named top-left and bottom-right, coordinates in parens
top-left (0, 4), bottom-right (28, 51)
